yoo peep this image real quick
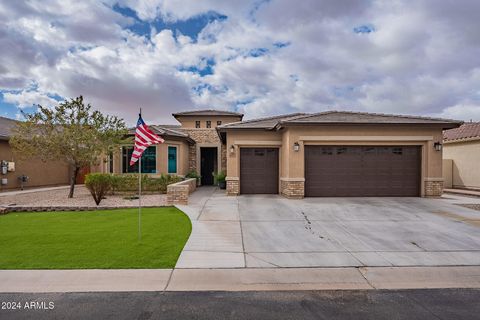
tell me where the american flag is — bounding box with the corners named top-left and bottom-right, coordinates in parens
top-left (129, 115), bottom-right (164, 166)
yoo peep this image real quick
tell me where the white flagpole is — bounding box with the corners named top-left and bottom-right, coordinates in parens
top-left (138, 108), bottom-right (142, 242)
top-left (138, 155), bottom-right (142, 242)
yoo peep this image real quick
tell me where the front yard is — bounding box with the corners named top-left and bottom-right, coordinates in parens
top-left (0, 207), bottom-right (191, 269)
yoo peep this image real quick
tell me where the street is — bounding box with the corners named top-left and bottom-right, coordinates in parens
top-left (1, 289), bottom-right (479, 320)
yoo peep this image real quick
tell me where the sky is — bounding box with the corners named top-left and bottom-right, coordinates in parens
top-left (0, 0), bottom-right (479, 125)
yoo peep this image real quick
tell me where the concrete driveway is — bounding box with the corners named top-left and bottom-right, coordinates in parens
top-left (176, 188), bottom-right (480, 268)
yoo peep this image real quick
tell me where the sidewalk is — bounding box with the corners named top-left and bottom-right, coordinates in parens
top-left (1, 266), bottom-right (480, 292)
top-left (0, 185), bottom-right (71, 197)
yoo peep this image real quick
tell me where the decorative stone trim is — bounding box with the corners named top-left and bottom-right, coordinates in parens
top-left (0, 205), bottom-right (162, 215)
top-left (425, 178), bottom-right (443, 197)
top-left (166, 178), bottom-right (197, 205)
top-left (226, 177), bottom-right (239, 196)
top-left (280, 178), bottom-right (305, 199)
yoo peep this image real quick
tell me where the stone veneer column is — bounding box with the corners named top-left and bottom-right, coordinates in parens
top-left (280, 178), bottom-right (305, 199)
top-left (425, 178), bottom-right (444, 197)
top-left (226, 177), bottom-right (239, 195)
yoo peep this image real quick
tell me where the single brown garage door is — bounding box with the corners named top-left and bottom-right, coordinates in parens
top-left (305, 146), bottom-right (421, 197)
top-left (240, 148), bottom-right (279, 194)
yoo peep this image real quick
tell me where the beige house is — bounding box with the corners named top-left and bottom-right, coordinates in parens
top-left (0, 116), bottom-right (70, 191)
top-left (96, 110), bottom-right (243, 186)
top-left (217, 111), bottom-right (461, 198)
top-left (102, 109), bottom-right (461, 197)
top-left (443, 122), bottom-right (480, 190)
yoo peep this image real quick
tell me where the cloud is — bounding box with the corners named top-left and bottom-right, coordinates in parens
top-left (0, 0), bottom-right (479, 124)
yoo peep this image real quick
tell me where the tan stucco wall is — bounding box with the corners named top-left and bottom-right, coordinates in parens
top-left (0, 140), bottom-right (70, 191)
top-left (225, 125), bottom-right (445, 196)
top-left (97, 139), bottom-right (191, 176)
top-left (442, 159), bottom-right (453, 188)
top-left (175, 115), bottom-right (242, 129)
top-left (443, 140), bottom-right (480, 189)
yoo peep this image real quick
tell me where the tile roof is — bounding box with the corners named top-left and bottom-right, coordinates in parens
top-left (0, 116), bottom-right (17, 140)
top-left (218, 110), bottom-right (462, 130)
top-left (173, 109), bottom-right (244, 117)
top-left (279, 111), bottom-right (462, 126)
top-left (217, 113), bottom-right (307, 129)
top-left (444, 122), bottom-right (480, 142)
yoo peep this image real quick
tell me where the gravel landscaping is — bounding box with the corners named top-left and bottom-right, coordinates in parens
top-left (0, 185), bottom-right (166, 208)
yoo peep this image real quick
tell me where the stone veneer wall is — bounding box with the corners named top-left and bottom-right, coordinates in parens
top-left (226, 178), bottom-right (239, 196)
top-left (280, 179), bottom-right (305, 199)
top-left (166, 178), bottom-right (197, 205)
top-left (425, 179), bottom-right (443, 197)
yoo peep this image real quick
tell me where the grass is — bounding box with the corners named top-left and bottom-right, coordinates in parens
top-left (0, 207), bottom-right (191, 269)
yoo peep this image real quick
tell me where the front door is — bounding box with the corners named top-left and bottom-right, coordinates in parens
top-left (200, 147), bottom-right (217, 185)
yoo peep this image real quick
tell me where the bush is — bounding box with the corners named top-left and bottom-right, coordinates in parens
top-left (85, 173), bottom-right (112, 205)
top-left (107, 173), bottom-right (183, 195)
top-left (213, 171), bottom-right (226, 184)
top-left (185, 170), bottom-right (201, 184)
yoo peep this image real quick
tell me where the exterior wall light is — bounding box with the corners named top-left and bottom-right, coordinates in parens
top-left (434, 142), bottom-right (442, 151)
top-left (293, 142), bottom-right (300, 152)
top-left (230, 145), bottom-right (235, 154)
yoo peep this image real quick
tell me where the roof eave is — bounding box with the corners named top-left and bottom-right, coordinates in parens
top-left (276, 121), bottom-right (463, 130)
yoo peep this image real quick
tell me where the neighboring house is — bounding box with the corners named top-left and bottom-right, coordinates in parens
top-left (103, 109), bottom-right (461, 198)
top-left (94, 110), bottom-right (243, 186)
top-left (443, 122), bottom-right (480, 190)
top-left (0, 116), bottom-right (70, 191)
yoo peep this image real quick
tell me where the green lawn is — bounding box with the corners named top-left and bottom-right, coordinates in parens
top-left (0, 207), bottom-right (191, 269)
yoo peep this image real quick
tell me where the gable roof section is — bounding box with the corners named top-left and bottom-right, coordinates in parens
top-left (277, 111), bottom-right (462, 128)
top-left (217, 110), bottom-right (462, 131)
top-left (217, 113), bottom-right (307, 130)
top-left (0, 116), bottom-right (17, 140)
top-left (127, 124), bottom-right (195, 144)
top-left (173, 109), bottom-right (244, 119)
top-left (444, 122), bottom-right (480, 143)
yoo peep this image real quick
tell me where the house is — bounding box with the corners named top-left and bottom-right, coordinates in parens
top-left (0, 116), bottom-right (70, 191)
top-left (443, 122), bottom-right (480, 190)
top-left (103, 109), bottom-right (461, 197)
top-left (95, 110), bottom-right (243, 186)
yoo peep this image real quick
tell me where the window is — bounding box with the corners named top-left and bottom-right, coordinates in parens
top-left (206, 120), bottom-right (211, 128)
top-left (108, 152), bottom-right (113, 173)
top-left (168, 146), bottom-right (177, 173)
top-left (122, 146), bottom-right (156, 173)
top-left (195, 121), bottom-right (200, 128)
top-left (217, 120), bottom-right (222, 126)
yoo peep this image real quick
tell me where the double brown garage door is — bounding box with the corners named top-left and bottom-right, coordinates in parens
top-left (305, 146), bottom-right (421, 197)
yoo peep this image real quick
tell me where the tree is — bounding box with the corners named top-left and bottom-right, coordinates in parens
top-left (10, 96), bottom-right (128, 198)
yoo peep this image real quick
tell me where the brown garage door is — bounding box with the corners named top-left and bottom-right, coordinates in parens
top-left (240, 148), bottom-right (279, 194)
top-left (305, 146), bottom-right (421, 197)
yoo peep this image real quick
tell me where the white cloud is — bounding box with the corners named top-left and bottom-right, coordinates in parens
top-left (1, 0), bottom-right (480, 124)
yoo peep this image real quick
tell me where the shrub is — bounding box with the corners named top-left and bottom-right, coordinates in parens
top-left (107, 173), bottom-right (182, 194)
top-left (186, 170), bottom-right (201, 185)
top-left (85, 173), bottom-right (112, 205)
top-left (213, 171), bottom-right (226, 184)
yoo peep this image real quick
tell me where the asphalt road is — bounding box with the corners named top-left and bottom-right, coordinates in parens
top-left (0, 289), bottom-right (479, 320)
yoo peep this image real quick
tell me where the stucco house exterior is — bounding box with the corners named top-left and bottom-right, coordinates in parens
top-left (95, 110), bottom-right (243, 186)
top-left (0, 116), bottom-right (70, 191)
top-left (218, 111), bottom-right (461, 198)
top-left (443, 122), bottom-right (480, 190)
top-left (101, 109), bottom-right (461, 198)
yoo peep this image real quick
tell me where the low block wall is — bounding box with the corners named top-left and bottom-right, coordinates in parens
top-left (167, 178), bottom-right (197, 205)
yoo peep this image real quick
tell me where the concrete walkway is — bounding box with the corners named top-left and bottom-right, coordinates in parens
top-left (1, 266), bottom-right (480, 292)
top-left (444, 188), bottom-right (480, 198)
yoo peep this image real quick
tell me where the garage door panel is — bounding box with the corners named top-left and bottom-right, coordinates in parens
top-left (305, 146), bottom-right (420, 197)
top-left (240, 148), bottom-right (279, 194)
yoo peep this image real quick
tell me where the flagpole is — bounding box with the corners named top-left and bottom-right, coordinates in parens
top-left (138, 108), bottom-right (142, 242)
